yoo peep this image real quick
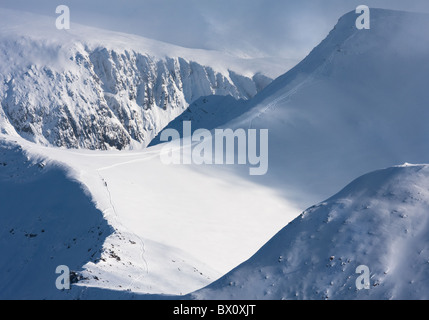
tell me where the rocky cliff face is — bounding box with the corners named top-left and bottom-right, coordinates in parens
top-left (0, 12), bottom-right (271, 150)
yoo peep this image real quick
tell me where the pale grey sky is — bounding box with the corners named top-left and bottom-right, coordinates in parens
top-left (1, 0), bottom-right (429, 60)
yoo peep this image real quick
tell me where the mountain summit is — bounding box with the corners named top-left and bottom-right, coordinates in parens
top-left (213, 8), bottom-right (429, 204)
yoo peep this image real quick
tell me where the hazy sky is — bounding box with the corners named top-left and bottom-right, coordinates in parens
top-left (2, 0), bottom-right (429, 60)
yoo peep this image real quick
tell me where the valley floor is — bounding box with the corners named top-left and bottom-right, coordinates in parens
top-left (0, 134), bottom-right (300, 297)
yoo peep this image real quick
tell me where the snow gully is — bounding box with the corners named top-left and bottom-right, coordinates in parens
top-left (160, 121), bottom-right (269, 176)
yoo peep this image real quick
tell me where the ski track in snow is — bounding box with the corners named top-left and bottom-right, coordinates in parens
top-left (96, 169), bottom-right (150, 290)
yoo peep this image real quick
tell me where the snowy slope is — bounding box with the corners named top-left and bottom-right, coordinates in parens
top-left (3, 133), bottom-right (299, 297)
top-left (6, 135), bottom-right (428, 300)
top-left (0, 139), bottom-right (110, 299)
top-left (194, 164), bottom-right (429, 300)
top-left (149, 95), bottom-right (248, 146)
top-left (0, 9), bottom-right (278, 151)
top-left (157, 9), bottom-right (429, 207)
top-left (3, 8), bottom-right (429, 300)
top-left (0, 138), bottom-right (225, 298)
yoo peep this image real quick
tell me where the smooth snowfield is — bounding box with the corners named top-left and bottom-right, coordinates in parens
top-left (0, 139), bottom-right (216, 298)
top-left (194, 164), bottom-right (429, 300)
top-left (6, 134), bottom-right (299, 296)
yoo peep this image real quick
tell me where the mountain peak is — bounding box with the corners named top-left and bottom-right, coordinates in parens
top-left (251, 8), bottom-right (429, 104)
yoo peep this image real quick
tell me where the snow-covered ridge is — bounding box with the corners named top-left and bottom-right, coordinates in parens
top-left (0, 139), bottom-right (112, 299)
top-left (194, 164), bottom-right (429, 300)
top-left (0, 138), bottom-right (223, 298)
top-left (0, 9), bottom-right (274, 150)
top-left (211, 8), bottom-right (429, 205)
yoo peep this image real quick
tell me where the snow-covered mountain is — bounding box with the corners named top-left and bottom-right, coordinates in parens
top-left (243, 9), bottom-right (429, 203)
top-left (2, 7), bottom-right (429, 300)
top-left (0, 9), bottom-right (277, 151)
top-left (193, 164), bottom-right (429, 300)
top-left (156, 9), bottom-right (429, 206)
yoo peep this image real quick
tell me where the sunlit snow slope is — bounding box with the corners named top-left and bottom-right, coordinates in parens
top-left (9, 135), bottom-right (299, 297)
